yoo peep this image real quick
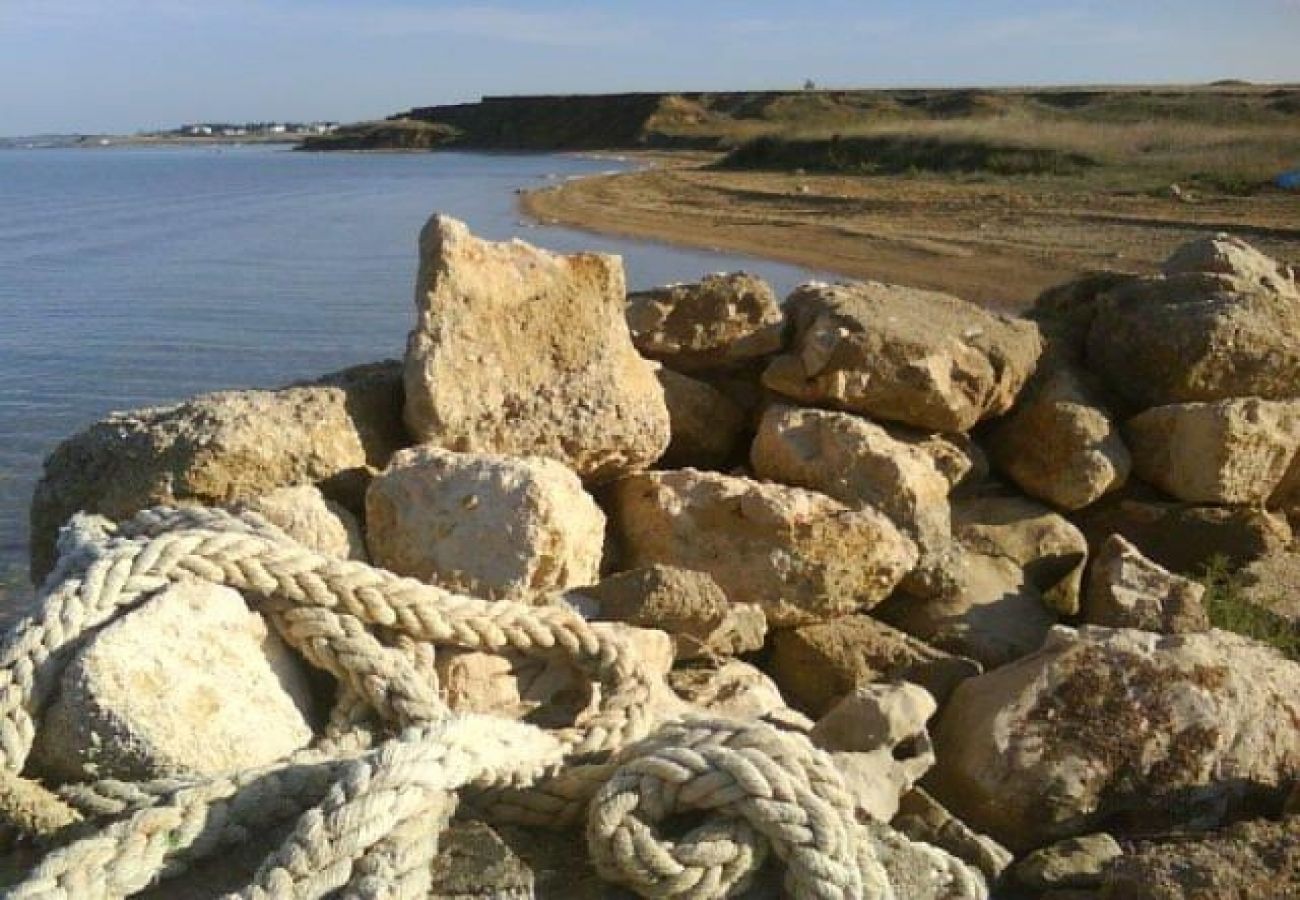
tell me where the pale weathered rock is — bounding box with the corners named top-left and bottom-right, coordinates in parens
top-left (891, 428), bottom-right (985, 491)
top-left (34, 582), bottom-right (314, 781)
top-left (428, 821), bottom-right (534, 900)
top-left (762, 281), bottom-right (1042, 432)
top-left (930, 626), bottom-right (1300, 851)
top-left (626, 272), bottom-right (785, 371)
top-left (366, 447), bottom-right (605, 602)
top-left (811, 683), bottom-right (936, 822)
top-left (29, 360), bottom-right (406, 580)
top-left (1102, 817), bottom-right (1300, 900)
top-left (987, 364), bottom-right (1130, 510)
top-left (1015, 833), bottom-right (1123, 891)
top-left (1084, 535), bottom-right (1209, 633)
top-left (236, 484), bottom-right (367, 561)
top-left (893, 788), bottom-right (1014, 886)
top-left (952, 490), bottom-right (1089, 615)
top-left (864, 819), bottom-right (990, 900)
top-left (656, 367), bottom-right (746, 469)
top-left (609, 469), bottom-right (917, 627)
top-left (403, 215), bottom-right (669, 482)
top-left (1235, 550), bottom-right (1300, 628)
top-left (1073, 492), bottom-right (1293, 575)
top-left (667, 660), bottom-right (791, 722)
top-left (768, 614), bottom-right (980, 717)
top-left (579, 565), bottom-right (765, 659)
top-left (1162, 232), bottom-right (1297, 295)
top-left (751, 404), bottom-right (955, 592)
top-left (1126, 398), bottom-right (1300, 504)
top-left (876, 549), bottom-right (1057, 668)
top-left (1087, 239), bottom-right (1300, 410)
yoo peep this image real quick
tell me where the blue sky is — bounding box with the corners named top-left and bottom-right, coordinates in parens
top-left (2, 0), bottom-right (1298, 134)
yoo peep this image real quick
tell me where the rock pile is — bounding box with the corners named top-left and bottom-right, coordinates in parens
top-left (10, 223), bottom-right (1300, 898)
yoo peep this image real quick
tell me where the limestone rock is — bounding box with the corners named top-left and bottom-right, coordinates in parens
top-left (579, 565), bottom-right (765, 659)
top-left (667, 659), bottom-right (794, 722)
top-left (875, 548), bottom-right (1057, 668)
top-left (656, 367), bottom-right (746, 469)
top-left (1235, 550), bottom-right (1300, 628)
top-left (236, 485), bottom-right (367, 561)
top-left (811, 683), bottom-right (936, 822)
top-left (864, 819), bottom-right (990, 900)
top-left (428, 821), bottom-right (534, 900)
top-left (952, 490), bottom-right (1089, 615)
top-left (929, 626), bottom-right (1300, 851)
top-left (609, 469), bottom-right (917, 627)
top-left (402, 215), bottom-right (669, 482)
top-left (30, 360), bottom-right (406, 580)
top-left (768, 614), bottom-right (980, 717)
top-left (1126, 398), bottom-right (1300, 504)
top-left (1084, 535), bottom-right (1210, 633)
top-left (1015, 833), bottom-right (1123, 891)
top-left (762, 281), bottom-right (1042, 432)
top-left (1162, 232), bottom-right (1297, 295)
top-left (1102, 817), bottom-right (1300, 900)
top-left (893, 788), bottom-right (1014, 886)
top-left (987, 364), bottom-right (1130, 510)
top-left (751, 404), bottom-right (955, 593)
top-left (1073, 493), bottom-right (1292, 575)
top-left (33, 582), bottom-right (314, 781)
top-left (626, 272), bottom-right (785, 371)
top-left (894, 429), bottom-right (985, 491)
top-left (366, 447), bottom-right (604, 602)
top-left (1087, 239), bottom-right (1300, 410)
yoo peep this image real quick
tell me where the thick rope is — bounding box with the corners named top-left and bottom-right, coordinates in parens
top-left (2, 505), bottom-right (894, 899)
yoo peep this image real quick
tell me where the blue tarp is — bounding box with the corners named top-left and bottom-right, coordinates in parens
top-left (1277, 169), bottom-right (1300, 190)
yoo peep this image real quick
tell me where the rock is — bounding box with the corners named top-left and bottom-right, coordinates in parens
top-left (1072, 493), bottom-right (1292, 575)
top-left (751, 404), bottom-right (955, 593)
top-left (864, 819), bottom-right (990, 900)
top-left (402, 215), bottom-right (669, 482)
top-left (893, 788), bottom-right (1014, 886)
top-left (1102, 817), bottom-right (1300, 900)
top-left (428, 821), bottom-right (534, 900)
top-left (929, 626), bottom-right (1300, 852)
top-left (609, 469), bottom-right (917, 627)
top-left (667, 660), bottom-right (791, 721)
top-left (625, 272), bottom-right (785, 371)
top-left (875, 549), bottom-right (1057, 668)
top-left (1084, 535), bottom-right (1210, 633)
top-left (895, 429), bottom-right (985, 491)
top-left (656, 367), bottom-right (746, 469)
top-left (1087, 240), bottom-right (1300, 410)
top-left (1125, 398), bottom-right (1300, 504)
top-left (952, 490), bottom-right (1089, 616)
top-left (987, 364), bottom-right (1130, 510)
top-left (579, 565), bottom-right (765, 660)
top-left (1235, 550), bottom-right (1300, 628)
top-left (1162, 232), bottom-right (1297, 295)
top-left (1030, 271), bottom-right (1138, 357)
top-left (33, 582), bottom-right (314, 782)
top-left (1016, 833), bottom-right (1123, 890)
top-left (236, 485), bottom-right (367, 560)
top-left (762, 281), bottom-right (1041, 432)
top-left (29, 360), bottom-right (407, 581)
top-left (767, 614), bottom-right (980, 717)
top-left (811, 683), bottom-right (936, 822)
top-left (366, 447), bottom-right (605, 602)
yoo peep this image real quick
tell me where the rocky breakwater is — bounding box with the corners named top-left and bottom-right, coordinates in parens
top-left (7, 224), bottom-right (1300, 899)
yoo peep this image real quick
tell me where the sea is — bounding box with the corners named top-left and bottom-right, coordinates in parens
top-left (0, 145), bottom-right (822, 588)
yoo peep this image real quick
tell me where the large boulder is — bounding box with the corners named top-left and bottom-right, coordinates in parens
top-left (656, 367), bottom-right (746, 469)
top-left (666, 660), bottom-right (791, 722)
top-left (929, 626), bottom-right (1300, 851)
top-left (366, 447), bottom-right (605, 602)
top-left (1086, 239), bottom-right (1300, 410)
top-left (236, 485), bottom-right (367, 561)
top-left (751, 404), bottom-right (955, 593)
top-left (579, 565), bottom-right (766, 660)
top-left (625, 272), bottom-right (785, 372)
top-left (403, 215), bottom-right (669, 482)
top-left (1162, 232), bottom-right (1297, 293)
top-left (768, 614), bottom-right (981, 717)
top-left (986, 363), bottom-right (1130, 511)
top-left (609, 469), bottom-right (917, 627)
top-left (1084, 535), bottom-right (1210, 633)
top-left (1126, 398), bottom-right (1300, 504)
top-left (29, 361), bottom-right (406, 581)
top-left (892, 788), bottom-right (1014, 887)
top-left (32, 582), bottom-right (315, 782)
top-left (762, 281), bottom-right (1042, 432)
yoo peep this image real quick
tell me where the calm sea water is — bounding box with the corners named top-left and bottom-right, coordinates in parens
top-left (0, 145), bottom-right (820, 585)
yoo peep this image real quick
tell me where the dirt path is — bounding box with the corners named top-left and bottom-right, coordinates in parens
top-left (524, 156), bottom-right (1300, 310)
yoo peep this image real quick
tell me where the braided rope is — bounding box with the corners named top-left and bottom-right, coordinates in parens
top-left (4, 504), bottom-right (897, 899)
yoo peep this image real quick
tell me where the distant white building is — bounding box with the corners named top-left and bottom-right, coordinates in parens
top-left (268, 125), bottom-right (287, 134)
top-left (185, 125), bottom-right (213, 136)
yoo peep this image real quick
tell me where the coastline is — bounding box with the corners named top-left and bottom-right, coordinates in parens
top-left (521, 154), bottom-right (1300, 309)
